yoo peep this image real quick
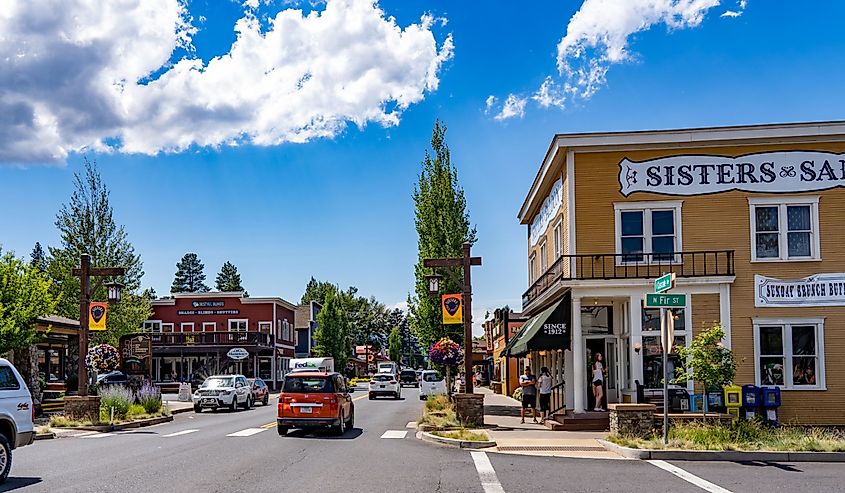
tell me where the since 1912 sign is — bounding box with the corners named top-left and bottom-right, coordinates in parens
top-left (619, 151), bottom-right (845, 197)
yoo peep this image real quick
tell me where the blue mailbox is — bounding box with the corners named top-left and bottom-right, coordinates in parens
top-left (761, 386), bottom-right (781, 426)
top-left (741, 384), bottom-right (760, 420)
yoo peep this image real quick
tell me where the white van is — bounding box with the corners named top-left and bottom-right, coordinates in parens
top-left (0, 358), bottom-right (35, 483)
top-left (377, 361), bottom-right (398, 376)
top-left (419, 370), bottom-right (447, 400)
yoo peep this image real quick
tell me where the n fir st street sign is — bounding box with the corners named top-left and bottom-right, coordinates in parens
top-left (645, 293), bottom-right (687, 308)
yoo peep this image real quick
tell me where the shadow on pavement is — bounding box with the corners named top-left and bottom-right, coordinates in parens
top-left (736, 461), bottom-right (803, 473)
top-left (2, 477), bottom-right (42, 490)
top-left (283, 428), bottom-right (364, 441)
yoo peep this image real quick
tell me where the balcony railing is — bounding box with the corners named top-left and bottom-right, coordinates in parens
top-left (150, 331), bottom-right (274, 348)
top-left (522, 250), bottom-right (735, 309)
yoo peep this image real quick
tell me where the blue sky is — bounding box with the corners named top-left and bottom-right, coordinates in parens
top-left (2, 1), bottom-right (845, 334)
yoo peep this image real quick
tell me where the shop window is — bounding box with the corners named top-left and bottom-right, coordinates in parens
top-left (753, 319), bottom-right (825, 389)
top-left (749, 197), bottom-right (820, 261)
top-left (581, 305), bottom-right (612, 334)
top-left (143, 320), bottom-right (162, 332)
top-left (641, 306), bottom-right (687, 389)
top-left (615, 201), bottom-right (682, 264)
top-left (553, 220), bottom-right (562, 260)
top-left (162, 323), bottom-right (174, 332)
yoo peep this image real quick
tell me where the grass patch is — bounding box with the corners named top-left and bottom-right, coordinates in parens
top-left (432, 429), bottom-right (489, 442)
top-left (608, 420), bottom-right (845, 452)
top-left (419, 395), bottom-right (460, 429)
top-left (49, 415), bottom-right (103, 428)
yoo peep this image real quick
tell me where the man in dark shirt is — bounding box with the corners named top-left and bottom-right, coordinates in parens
top-left (519, 367), bottom-right (538, 424)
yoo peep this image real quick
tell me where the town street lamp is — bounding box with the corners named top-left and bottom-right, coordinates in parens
top-left (106, 280), bottom-right (123, 304)
top-left (422, 242), bottom-right (481, 394)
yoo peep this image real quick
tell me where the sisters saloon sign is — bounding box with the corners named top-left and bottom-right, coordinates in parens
top-left (618, 151), bottom-right (845, 196)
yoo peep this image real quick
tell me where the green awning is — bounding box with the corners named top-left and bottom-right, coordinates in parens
top-left (502, 294), bottom-right (571, 357)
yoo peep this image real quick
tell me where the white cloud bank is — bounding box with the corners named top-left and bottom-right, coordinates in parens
top-left (0, 0), bottom-right (452, 165)
top-left (489, 0), bottom-right (744, 120)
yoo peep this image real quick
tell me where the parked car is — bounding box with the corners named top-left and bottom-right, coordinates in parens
top-left (0, 358), bottom-right (35, 484)
top-left (419, 370), bottom-right (447, 400)
top-left (96, 371), bottom-right (129, 387)
top-left (277, 372), bottom-right (354, 436)
top-left (369, 373), bottom-right (401, 400)
top-left (192, 374), bottom-right (253, 412)
top-left (247, 378), bottom-right (270, 406)
top-left (399, 369), bottom-right (418, 388)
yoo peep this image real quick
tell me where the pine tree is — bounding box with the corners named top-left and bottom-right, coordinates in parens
top-left (171, 253), bottom-right (210, 293)
top-left (299, 277), bottom-right (338, 305)
top-left (47, 158), bottom-right (151, 345)
top-left (314, 288), bottom-right (351, 367)
top-left (215, 261), bottom-right (244, 292)
top-left (388, 327), bottom-right (402, 363)
top-left (408, 121), bottom-right (477, 350)
top-left (30, 242), bottom-right (47, 273)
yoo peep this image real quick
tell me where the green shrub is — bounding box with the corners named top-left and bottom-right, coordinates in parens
top-left (424, 394), bottom-right (451, 412)
top-left (138, 381), bottom-right (162, 414)
top-left (99, 385), bottom-right (134, 420)
top-left (128, 404), bottom-right (146, 417)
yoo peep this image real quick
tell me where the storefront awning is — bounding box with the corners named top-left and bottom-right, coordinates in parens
top-left (502, 293), bottom-right (571, 357)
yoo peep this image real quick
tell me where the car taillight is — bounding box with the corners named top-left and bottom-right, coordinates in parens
top-left (390, 381), bottom-right (397, 385)
top-left (369, 381), bottom-right (376, 385)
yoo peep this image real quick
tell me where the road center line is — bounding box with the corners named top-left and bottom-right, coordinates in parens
top-left (162, 429), bottom-right (199, 437)
top-left (261, 422), bottom-right (278, 429)
top-left (647, 460), bottom-right (734, 493)
top-left (226, 428), bottom-right (267, 437)
top-left (352, 394), bottom-right (368, 402)
top-left (470, 451), bottom-right (506, 493)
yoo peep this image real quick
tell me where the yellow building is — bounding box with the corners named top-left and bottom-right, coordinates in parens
top-left (514, 121), bottom-right (845, 424)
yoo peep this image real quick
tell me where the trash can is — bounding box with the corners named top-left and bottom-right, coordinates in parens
top-left (724, 385), bottom-right (741, 419)
top-left (761, 386), bottom-right (781, 426)
top-left (741, 384), bottom-right (761, 420)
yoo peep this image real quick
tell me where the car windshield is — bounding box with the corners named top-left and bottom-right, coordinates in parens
top-left (401, 371), bottom-right (415, 377)
top-left (372, 374), bottom-right (393, 382)
top-left (423, 372), bottom-right (443, 382)
top-left (283, 376), bottom-right (335, 393)
top-left (202, 377), bottom-right (234, 388)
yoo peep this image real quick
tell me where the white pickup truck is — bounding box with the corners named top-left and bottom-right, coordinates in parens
top-left (0, 358), bottom-right (35, 484)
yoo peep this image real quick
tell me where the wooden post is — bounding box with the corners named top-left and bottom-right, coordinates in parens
top-left (462, 242), bottom-right (474, 395)
top-left (78, 254), bottom-right (91, 396)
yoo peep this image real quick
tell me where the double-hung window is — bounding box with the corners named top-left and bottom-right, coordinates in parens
top-left (615, 201), bottom-right (683, 264)
top-left (553, 220), bottom-right (562, 260)
top-left (753, 318), bottom-right (825, 389)
top-left (143, 320), bottom-right (162, 333)
top-left (529, 254), bottom-right (536, 284)
top-left (229, 319), bottom-right (248, 342)
top-left (749, 197), bottom-right (820, 261)
top-left (539, 241), bottom-right (548, 274)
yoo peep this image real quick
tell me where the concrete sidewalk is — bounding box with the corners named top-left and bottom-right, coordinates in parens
top-left (477, 387), bottom-right (623, 460)
top-left (162, 393), bottom-right (196, 414)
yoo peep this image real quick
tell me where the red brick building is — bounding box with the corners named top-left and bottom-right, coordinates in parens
top-left (147, 292), bottom-right (296, 389)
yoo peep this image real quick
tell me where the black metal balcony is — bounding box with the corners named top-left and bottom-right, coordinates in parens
top-left (150, 331), bottom-right (274, 348)
top-left (522, 250), bottom-right (735, 309)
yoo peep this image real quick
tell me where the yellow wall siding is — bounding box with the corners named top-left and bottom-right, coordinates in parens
top-left (691, 294), bottom-right (720, 337)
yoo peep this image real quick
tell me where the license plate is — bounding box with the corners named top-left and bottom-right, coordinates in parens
top-left (380, 385), bottom-right (385, 388)
top-left (202, 398), bottom-right (216, 405)
top-left (299, 407), bottom-right (312, 414)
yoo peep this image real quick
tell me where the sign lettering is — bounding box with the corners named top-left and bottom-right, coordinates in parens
top-left (530, 178), bottom-right (562, 246)
top-left (619, 151), bottom-right (845, 197)
top-left (755, 273), bottom-right (845, 307)
top-left (177, 309), bottom-right (239, 315)
top-left (192, 300), bottom-right (225, 308)
top-left (542, 323), bottom-right (568, 336)
top-left (645, 293), bottom-right (687, 308)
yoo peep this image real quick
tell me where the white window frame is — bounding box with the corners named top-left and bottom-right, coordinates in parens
top-left (752, 317), bottom-right (826, 390)
top-left (202, 322), bottom-right (216, 332)
top-left (180, 322), bottom-right (194, 333)
top-left (748, 196), bottom-right (820, 262)
top-left (228, 319), bottom-right (248, 331)
top-left (161, 323), bottom-right (174, 332)
top-left (529, 254), bottom-right (536, 284)
top-left (539, 240), bottom-right (548, 274)
top-left (143, 320), bottom-right (162, 333)
top-left (552, 218), bottom-right (562, 260)
top-left (258, 321), bottom-right (272, 333)
top-left (283, 319), bottom-right (292, 341)
top-left (614, 201), bottom-right (683, 265)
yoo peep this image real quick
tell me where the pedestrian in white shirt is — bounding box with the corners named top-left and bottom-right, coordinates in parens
top-left (537, 367), bottom-right (553, 424)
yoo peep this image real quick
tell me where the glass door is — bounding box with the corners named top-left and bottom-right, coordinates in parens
top-left (605, 339), bottom-right (620, 403)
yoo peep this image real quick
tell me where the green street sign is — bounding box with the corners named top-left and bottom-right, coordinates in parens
top-left (645, 293), bottom-right (686, 308)
top-left (654, 273), bottom-right (675, 294)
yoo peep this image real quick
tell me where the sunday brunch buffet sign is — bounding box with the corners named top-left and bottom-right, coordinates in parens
top-left (755, 273), bottom-right (845, 307)
top-left (619, 151), bottom-right (845, 196)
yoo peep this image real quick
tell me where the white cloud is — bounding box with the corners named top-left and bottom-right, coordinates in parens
top-left (531, 76), bottom-right (566, 109)
top-left (493, 94), bottom-right (527, 121)
top-left (0, 0), bottom-right (452, 165)
top-left (721, 0), bottom-right (748, 18)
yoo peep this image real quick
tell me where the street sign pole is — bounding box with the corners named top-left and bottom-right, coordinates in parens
top-left (662, 307), bottom-right (669, 445)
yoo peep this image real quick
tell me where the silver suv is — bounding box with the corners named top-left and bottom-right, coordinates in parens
top-left (192, 375), bottom-right (253, 412)
top-left (0, 358), bottom-right (35, 484)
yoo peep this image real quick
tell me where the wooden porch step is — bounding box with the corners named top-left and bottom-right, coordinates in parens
top-left (546, 410), bottom-right (610, 431)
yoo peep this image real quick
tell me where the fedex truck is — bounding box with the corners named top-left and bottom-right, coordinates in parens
top-left (288, 358), bottom-right (335, 373)
top-left (377, 361), bottom-right (399, 376)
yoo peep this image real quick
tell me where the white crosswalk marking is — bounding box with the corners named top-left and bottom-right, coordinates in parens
top-left (648, 460), bottom-right (734, 493)
top-left (471, 451), bottom-right (506, 493)
top-left (82, 433), bottom-right (115, 439)
top-left (406, 421), bottom-right (417, 429)
top-left (227, 428), bottom-right (266, 437)
top-left (380, 430), bottom-right (407, 439)
top-left (162, 429), bottom-right (199, 437)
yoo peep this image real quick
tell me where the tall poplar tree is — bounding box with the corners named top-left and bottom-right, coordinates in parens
top-left (408, 121), bottom-right (477, 350)
top-left (215, 261), bottom-right (244, 292)
top-left (388, 327), bottom-right (402, 363)
top-left (47, 158), bottom-right (151, 346)
top-left (314, 287), bottom-right (351, 366)
top-left (171, 253), bottom-right (210, 293)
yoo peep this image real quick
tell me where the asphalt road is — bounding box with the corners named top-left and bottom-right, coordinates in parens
top-left (4, 386), bottom-right (844, 493)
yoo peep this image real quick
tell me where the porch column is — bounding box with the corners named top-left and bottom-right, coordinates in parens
top-left (629, 294), bottom-right (644, 389)
top-left (572, 295), bottom-right (585, 413)
top-left (719, 284), bottom-right (732, 349)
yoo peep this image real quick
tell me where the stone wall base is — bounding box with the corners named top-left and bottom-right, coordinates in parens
top-left (453, 393), bottom-right (484, 428)
top-left (64, 396), bottom-right (101, 422)
top-left (609, 403), bottom-right (656, 438)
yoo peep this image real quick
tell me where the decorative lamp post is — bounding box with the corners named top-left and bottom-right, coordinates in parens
top-left (425, 273), bottom-right (441, 297)
top-left (106, 280), bottom-right (123, 304)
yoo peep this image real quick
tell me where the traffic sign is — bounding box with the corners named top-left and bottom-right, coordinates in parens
top-left (645, 293), bottom-right (686, 308)
top-left (654, 273), bottom-right (676, 294)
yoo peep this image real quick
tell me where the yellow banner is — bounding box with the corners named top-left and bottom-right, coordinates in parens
top-left (90, 302), bottom-right (108, 331)
top-left (441, 294), bottom-right (463, 324)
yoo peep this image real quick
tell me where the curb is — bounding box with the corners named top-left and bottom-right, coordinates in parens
top-left (597, 439), bottom-right (845, 462)
top-left (35, 432), bottom-right (56, 441)
top-left (169, 407), bottom-right (194, 415)
top-left (418, 430), bottom-right (496, 449)
top-left (54, 415), bottom-right (174, 433)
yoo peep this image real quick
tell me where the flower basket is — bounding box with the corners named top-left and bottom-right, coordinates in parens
top-left (85, 344), bottom-right (121, 373)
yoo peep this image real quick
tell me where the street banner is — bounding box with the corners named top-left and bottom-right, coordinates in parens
top-left (442, 294), bottom-right (463, 324)
top-left (90, 302), bottom-right (108, 331)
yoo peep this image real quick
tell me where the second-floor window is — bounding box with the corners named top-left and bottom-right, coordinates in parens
top-left (615, 201), bottom-right (682, 264)
top-left (529, 255), bottom-right (536, 284)
top-left (749, 197), bottom-right (819, 261)
top-left (540, 241), bottom-right (548, 273)
top-left (553, 220), bottom-right (562, 259)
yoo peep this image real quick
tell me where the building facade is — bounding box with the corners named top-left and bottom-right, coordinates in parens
top-left (513, 121), bottom-right (845, 424)
top-left (294, 301), bottom-right (322, 358)
top-left (147, 292), bottom-right (296, 389)
top-left (486, 309), bottom-right (527, 396)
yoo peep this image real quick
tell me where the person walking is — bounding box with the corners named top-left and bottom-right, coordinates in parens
top-left (519, 366), bottom-right (538, 424)
top-left (537, 367), bottom-right (553, 424)
top-left (592, 352), bottom-right (606, 411)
